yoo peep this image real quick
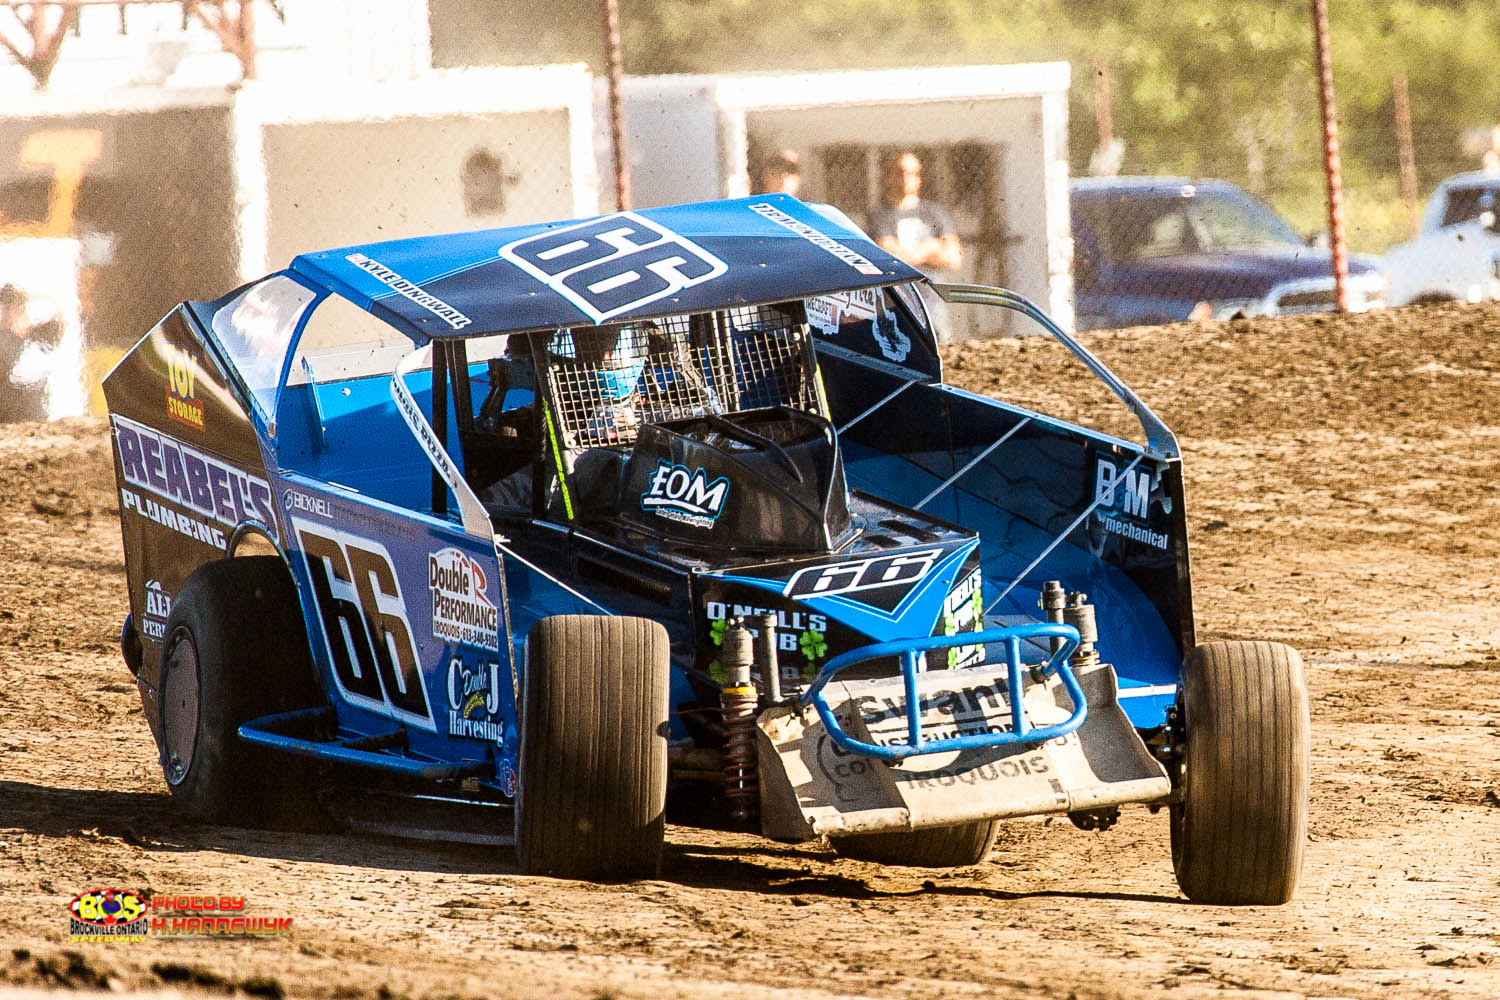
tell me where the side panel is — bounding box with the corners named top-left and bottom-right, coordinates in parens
top-left (276, 476), bottom-right (518, 791)
top-left (818, 350), bottom-right (1192, 727)
top-left (102, 306), bottom-right (280, 696)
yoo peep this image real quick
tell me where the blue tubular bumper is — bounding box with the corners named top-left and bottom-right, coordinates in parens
top-left (800, 623), bottom-right (1086, 761)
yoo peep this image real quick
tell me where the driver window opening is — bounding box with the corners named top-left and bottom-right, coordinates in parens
top-left (471, 301), bottom-right (826, 524)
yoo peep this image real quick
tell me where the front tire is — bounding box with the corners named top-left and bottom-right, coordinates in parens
top-left (516, 615), bottom-right (670, 880)
top-left (1171, 641), bottom-right (1310, 904)
top-left (157, 557), bottom-right (325, 825)
top-left (830, 820), bottom-right (1000, 867)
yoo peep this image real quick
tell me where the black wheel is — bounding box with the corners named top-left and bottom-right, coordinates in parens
top-left (1171, 641), bottom-right (1310, 904)
top-left (158, 556), bottom-right (326, 825)
top-left (829, 820), bottom-right (1000, 868)
top-left (120, 614), bottom-right (143, 677)
top-left (516, 615), bottom-right (669, 880)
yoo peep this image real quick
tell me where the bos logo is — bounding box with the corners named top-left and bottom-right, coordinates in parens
top-left (784, 548), bottom-right (943, 600)
top-left (641, 461), bottom-right (729, 529)
top-left (70, 889), bottom-right (146, 926)
top-left (1095, 458), bottom-right (1150, 520)
top-left (499, 212), bottom-right (728, 323)
top-left (295, 520), bottom-right (434, 731)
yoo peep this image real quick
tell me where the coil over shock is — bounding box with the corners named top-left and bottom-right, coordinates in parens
top-left (719, 614), bottom-right (780, 823)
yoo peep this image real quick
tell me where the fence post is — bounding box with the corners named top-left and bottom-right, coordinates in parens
top-left (1311, 0), bottom-right (1349, 311)
top-left (1393, 73), bottom-right (1419, 236)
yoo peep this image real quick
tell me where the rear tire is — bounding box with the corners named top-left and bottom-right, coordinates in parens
top-left (517, 615), bottom-right (670, 880)
top-left (157, 556), bottom-right (326, 826)
top-left (1171, 641), bottom-right (1309, 904)
top-left (830, 820), bottom-right (1000, 868)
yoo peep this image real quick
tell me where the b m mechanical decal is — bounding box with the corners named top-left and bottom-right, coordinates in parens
top-left (499, 211), bottom-right (728, 323)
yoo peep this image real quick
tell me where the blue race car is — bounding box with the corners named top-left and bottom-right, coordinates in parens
top-left (106, 195), bottom-right (1308, 901)
top-left (1072, 176), bottom-right (1385, 330)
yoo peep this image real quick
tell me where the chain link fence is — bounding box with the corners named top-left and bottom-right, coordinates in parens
top-left (4, 6), bottom-right (1500, 422)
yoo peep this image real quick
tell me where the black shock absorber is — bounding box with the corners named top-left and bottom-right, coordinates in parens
top-left (719, 620), bottom-right (759, 822)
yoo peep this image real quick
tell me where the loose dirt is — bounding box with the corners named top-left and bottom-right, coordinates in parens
top-left (2, 302), bottom-right (1497, 999)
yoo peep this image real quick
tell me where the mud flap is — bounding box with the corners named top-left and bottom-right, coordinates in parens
top-left (757, 660), bottom-right (1171, 841)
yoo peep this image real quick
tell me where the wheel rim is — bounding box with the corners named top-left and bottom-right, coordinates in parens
top-left (161, 625), bottom-right (201, 787)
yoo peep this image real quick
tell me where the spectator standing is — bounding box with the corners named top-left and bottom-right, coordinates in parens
top-left (0, 284), bottom-right (52, 423)
top-left (756, 149), bottom-right (802, 197)
top-left (867, 151), bottom-right (963, 339)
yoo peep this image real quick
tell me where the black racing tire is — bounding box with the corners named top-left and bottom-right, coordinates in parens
top-left (830, 820), bottom-right (1000, 868)
top-left (120, 614), bottom-right (143, 677)
top-left (1171, 641), bottom-right (1310, 905)
top-left (516, 614), bottom-right (670, 880)
top-left (157, 556), bottom-right (327, 826)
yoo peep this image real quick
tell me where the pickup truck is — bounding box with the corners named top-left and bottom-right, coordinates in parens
top-left (1383, 171), bottom-right (1500, 307)
top-left (1071, 177), bottom-right (1386, 330)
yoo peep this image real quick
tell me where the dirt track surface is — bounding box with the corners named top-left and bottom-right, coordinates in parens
top-left (3, 302), bottom-right (1499, 999)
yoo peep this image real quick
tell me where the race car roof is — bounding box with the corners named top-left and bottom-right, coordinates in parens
top-left (288, 195), bottom-right (924, 343)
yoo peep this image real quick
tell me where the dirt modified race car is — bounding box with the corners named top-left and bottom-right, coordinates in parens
top-left (105, 195), bottom-right (1308, 903)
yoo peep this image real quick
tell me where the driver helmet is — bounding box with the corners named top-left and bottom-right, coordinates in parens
top-left (551, 324), bottom-right (647, 401)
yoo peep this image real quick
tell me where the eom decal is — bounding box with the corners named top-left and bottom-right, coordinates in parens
top-left (783, 548), bottom-right (943, 600)
top-left (164, 343), bottom-right (204, 430)
top-left (499, 211), bottom-right (728, 323)
top-left (69, 889), bottom-right (148, 942)
top-left (294, 519), bottom-right (435, 730)
top-left (640, 461), bottom-right (729, 529)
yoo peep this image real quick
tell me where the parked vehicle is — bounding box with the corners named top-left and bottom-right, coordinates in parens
top-left (1071, 176), bottom-right (1385, 330)
top-left (104, 195), bottom-right (1308, 902)
top-left (1383, 171), bottom-right (1500, 306)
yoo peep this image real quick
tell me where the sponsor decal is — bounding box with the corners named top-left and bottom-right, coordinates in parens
top-left (499, 211), bottom-right (728, 323)
top-left (870, 310), bottom-right (913, 363)
top-left (284, 488), bottom-right (333, 519)
top-left (940, 568), bottom-right (985, 669)
top-left (704, 601), bottom-right (829, 688)
top-left (294, 519), bottom-right (434, 731)
top-left (445, 655), bottom-right (505, 743)
top-left (69, 890), bottom-right (148, 942)
top-left (141, 580), bottom-right (171, 641)
top-left (1093, 458), bottom-right (1168, 551)
top-left (119, 487), bottom-right (228, 549)
top-left (429, 547), bottom-right (499, 651)
top-left (806, 287), bottom-right (913, 362)
top-left (806, 288), bottom-right (880, 334)
top-left (640, 461), bottom-right (729, 529)
top-left (112, 415), bottom-right (277, 542)
top-left (346, 252), bottom-right (471, 330)
top-left (163, 343), bottom-right (204, 431)
top-left (747, 202), bottom-right (884, 276)
top-left (782, 548), bottom-right (943, 601)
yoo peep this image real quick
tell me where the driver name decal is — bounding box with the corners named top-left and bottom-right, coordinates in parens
top-left (499, 212), bottom-right (728, 323)
top-left (641, 461), bottom-right (729, 529)
top-left (346, 253), bottom-right (472, 330)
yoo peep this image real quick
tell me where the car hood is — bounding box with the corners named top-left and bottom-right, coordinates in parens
top-left (1100, 247), bottom-right (1379, 298)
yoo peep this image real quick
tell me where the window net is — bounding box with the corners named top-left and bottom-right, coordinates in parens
top-left (542, 305), bottom-right (823, 451)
